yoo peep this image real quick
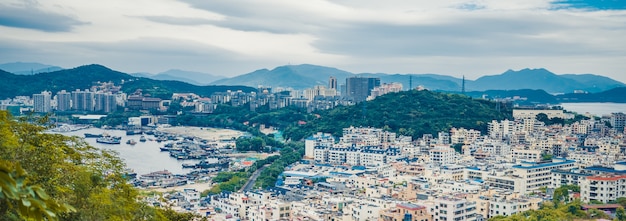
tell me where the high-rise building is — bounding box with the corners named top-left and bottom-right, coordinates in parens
top-left (610, 112), bottom-right (626, 133)
top-left (94, 92), bottom-right (117, 113)
top-left (71, 89), bottom-right (94, 111)
top-left (345, 77), bottom-right (380, 102)
top-left (329, 76), bottom-right (337, 90)
top-left (56, 90), bottom-right (72, 111)
top-left (33, 91), bottom-right (52, 113)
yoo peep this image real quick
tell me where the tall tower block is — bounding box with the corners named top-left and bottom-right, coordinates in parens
top-left (329, 76), bottom-right (337, 90)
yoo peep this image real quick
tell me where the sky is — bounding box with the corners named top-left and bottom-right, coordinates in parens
top-left (0, 0), bottom-right (625, 82)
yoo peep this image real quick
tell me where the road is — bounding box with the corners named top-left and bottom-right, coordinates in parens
top-left (241, 164), bottom-right (269, 192)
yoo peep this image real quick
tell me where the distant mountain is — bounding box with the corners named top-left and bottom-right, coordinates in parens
top-left (211, 65), bottom-right (623, 94)
top-left (151, 69), bottom-right (224, 85)
top-left (0, 62), bottom-right (63, 75)
top-left (556, 87), bottom-right (626, 103)
top-left (560, 74), bottom-right (625, 93)
top-left (467, 68), bottom-right (625, 93)
top-left (130, 72), bottom-right (153, 78)
top-left (0, 64), bottom-right (255, 100)
top-left (210, 64), bottom-right (353, 89)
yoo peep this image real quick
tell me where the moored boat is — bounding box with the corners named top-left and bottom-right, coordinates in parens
top-left (84, 133), bottom-right (103, 138)
top-left (97, 136), bottom-right (121, 144)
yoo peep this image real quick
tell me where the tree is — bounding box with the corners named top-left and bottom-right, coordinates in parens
top-left (0, 161), bottom-right (75, 220)
top-left (0, 111), bottom-right (195, 220)
top-left (617, 207), bottom-right (626, 221)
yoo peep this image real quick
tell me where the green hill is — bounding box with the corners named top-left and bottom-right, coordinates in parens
top-left (279, 90), bottom-right (512, 140)
top-left (0, 64), bottom-right (255, 99)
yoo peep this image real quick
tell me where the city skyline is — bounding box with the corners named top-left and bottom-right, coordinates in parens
top-left (1, 0), bottom-right (625, 82)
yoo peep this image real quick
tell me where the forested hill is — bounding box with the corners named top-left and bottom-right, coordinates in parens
top-left (0, 64), bottom-right (256, 99)
top-left (281, 90), bottom-right (512, 140)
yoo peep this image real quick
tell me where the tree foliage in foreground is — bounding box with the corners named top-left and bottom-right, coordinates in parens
top-left (0, 111), bottom-right (199, 220)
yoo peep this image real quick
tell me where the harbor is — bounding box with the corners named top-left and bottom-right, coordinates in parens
top-left (52, 126), bottom-right (265, 189)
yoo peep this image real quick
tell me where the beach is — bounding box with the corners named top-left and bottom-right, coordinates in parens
top-left (157, 126), bottom-right (246, 141)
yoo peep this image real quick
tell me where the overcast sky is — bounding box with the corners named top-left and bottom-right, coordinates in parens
top-left (0, 0), bottom-right (625, 82)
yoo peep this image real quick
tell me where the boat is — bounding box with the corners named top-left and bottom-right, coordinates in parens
top-left (126, 129), bottom-right (142, 135)
top-left (126, 139), bottom-right (137, 145)
top-left (139, 136), bottom-right (147, 142)
top-left (84, 133), bottom-right (103, 138)
top-left (182, 163), bottom-right (196, 168)
top-left (96, 136), bottom-right (121, 144)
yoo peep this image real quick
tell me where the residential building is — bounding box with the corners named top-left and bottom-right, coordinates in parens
top-left (71, 89), bottom-right (94, 111)
top-left (433, 196), bottom-right (477, 221)
top-left (379, 203), bottom-right (432, 221)
top-left (305, 132), bottom-right (335, 159)
top-left (511, 158), bottom-right (576, 194)
top-left (94, 92), bottom-right (117, 113)
top-left (56, 90), bottom-right (71, 111)
top-left (487, 195), bottom-right (540, 219)
top-left (610, 112), bottom-right (626, 133)
top-left (580, 175), bottom-right (626, 203)
top-left (512, 109), bottom-right (574, 120)
top-left (429, 147), bottom-right (456, 165)
top-left (33, 91), bottom-right (51, 113)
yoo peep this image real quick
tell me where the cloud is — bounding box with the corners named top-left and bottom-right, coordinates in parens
top-left (0, 1), bottom-right (86, 32)
top-left (312, 13), bottom-right (626, 58)
top-left (140, 16), bottom-right (217, 26)
top-left (1, 0), bottom-right (626, 83)
top-left (0, 36), bottom-right (287, 75)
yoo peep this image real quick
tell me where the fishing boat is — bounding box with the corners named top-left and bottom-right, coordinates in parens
top-left (139, 136), bottom-right (147, 142)
top-left (125, 129), bottom-right (142, 135)
top-left (126, 139), bottom-right (137, 145)
top-left (96, 136), bottom-right (121, 144)
top-left (84, 133), bottom-right (103, 138)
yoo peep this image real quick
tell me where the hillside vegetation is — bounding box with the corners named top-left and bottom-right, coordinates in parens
top-left (0, 64), bottom-right (255, 99)
top-left (284, 90), bottom-right (512, 140)
top-left (176, 90), bottom-right (512, 141)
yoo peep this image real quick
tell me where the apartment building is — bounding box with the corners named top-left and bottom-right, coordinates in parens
top-left (511, 158), bottom-right (576, 194)
top-left (379, 203), bottom-right (432, 221)
top-left (314, 146), bottom-right (401, 166)
top-left (580, 175), bottom-right (626, 203)
top-left (512, 109), bottom-right (574, 120)
top-left (432, 196), bottom-right (477, 221)
top-left (551, 169), bottom-right (590, 188)
top-left (305, 132), bottom-right (335, 159)
top-left (487, 195), bottom-right (540, 219)
top-left (429, 147), bottom-right (456, 165)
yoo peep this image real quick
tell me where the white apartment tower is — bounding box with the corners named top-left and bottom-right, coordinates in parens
top-left (56, 90), bottom-right (72, 111)
top-left (33, 91), bottom-right (51, 113)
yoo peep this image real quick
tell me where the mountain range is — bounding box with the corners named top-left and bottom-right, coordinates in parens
top-left (0, 62), bottom-right (63, 75)
top-left (0, 64), bottom-right (255, 100)
top-left (1, 62), bottom-right (624, 97)
top-left (131, 69), bottom-right (224, 86)
top-left (210, 65), bottom-right (624, 94)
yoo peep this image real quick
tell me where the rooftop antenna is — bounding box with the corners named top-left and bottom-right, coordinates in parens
top-left (462, 75), bottom-right (466, 94)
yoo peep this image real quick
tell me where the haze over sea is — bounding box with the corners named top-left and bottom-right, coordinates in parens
top-left (560, 103), bottom-right (626, 117)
